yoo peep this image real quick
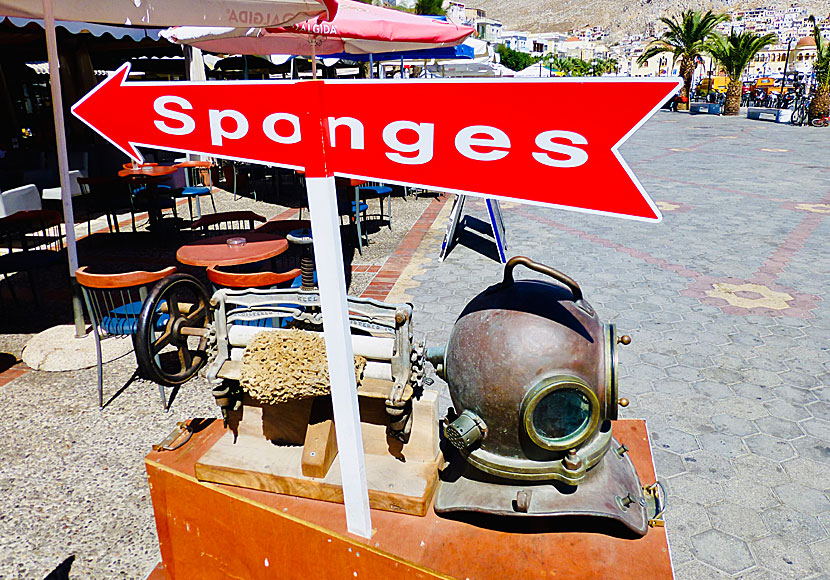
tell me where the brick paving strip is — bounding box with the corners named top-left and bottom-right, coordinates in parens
top-left (0, 361), bottom-right (30, 386)
top-left (360, 194), bottom-right (450, 302)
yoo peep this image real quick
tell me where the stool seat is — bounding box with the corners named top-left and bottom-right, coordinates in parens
top-left (286, 228), bottom-right (313, 246)
top-left (358, 185), bottom-right (392, 197)
top-left (180, 186), bottom-right (211, 196)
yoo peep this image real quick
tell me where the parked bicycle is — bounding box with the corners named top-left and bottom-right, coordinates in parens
top-left (791, 95), bottom-right (810, 126)
top-left (811, 114), bottom-right (829, 127)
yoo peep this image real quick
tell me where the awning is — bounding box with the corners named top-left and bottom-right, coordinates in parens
top-left (1, 16), bottom-right (163, 40)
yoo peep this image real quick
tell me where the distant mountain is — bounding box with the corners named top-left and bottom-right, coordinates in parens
top-left (473, 0), bottom-right (828, 37)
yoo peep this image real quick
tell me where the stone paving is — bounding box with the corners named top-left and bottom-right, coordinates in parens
top-left (387, 111), bottom-right (830, 580)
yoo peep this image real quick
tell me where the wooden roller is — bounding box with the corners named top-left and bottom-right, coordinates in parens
top-left (227, 326), bottom-right (395, 360)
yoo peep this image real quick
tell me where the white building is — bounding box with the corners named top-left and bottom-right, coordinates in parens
top-left (498, 30), bottom-right (531, 53)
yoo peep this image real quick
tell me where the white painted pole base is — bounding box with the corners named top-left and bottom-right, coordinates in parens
top-left (305, 176), bottom-right (372, 538)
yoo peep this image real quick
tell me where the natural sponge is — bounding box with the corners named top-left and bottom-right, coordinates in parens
top-left (240, 329), bottom-right (366, 405)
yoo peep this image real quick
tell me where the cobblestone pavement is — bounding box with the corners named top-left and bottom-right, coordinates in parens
top-left (394, 111), bottom-right (829, 580)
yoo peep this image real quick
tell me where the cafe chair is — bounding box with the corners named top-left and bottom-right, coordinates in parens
top-left (75, 265), bottom-right (177, 409)
top-left (125, 175), bottom-right (178, 230)
top-left (174, 161), bottom-right (218, 220)
top-left (206, 264), bottom-right (302, 328)
top-left (254, 218), bottom-right (311, 236)
top-left (346, 199), bottom-right (369, 254)
top-left (356, 181), bottom-right (393, 231)
top-left (189, 210), bottom-right (266, 235)
top-left (77, 176), bottom-right (134, 235)
top-left (0, 209), bottom-right (65, 304)
top-left (0, 184), bottom-right (42, 218)
top-left (41, 170), bottom-right (85, 203)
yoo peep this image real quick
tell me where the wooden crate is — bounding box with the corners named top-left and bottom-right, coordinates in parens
top-left (145, 419), bottom-right (673, 580)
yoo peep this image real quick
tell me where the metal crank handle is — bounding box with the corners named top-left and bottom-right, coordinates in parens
top-left (502, 255), bottom-right (594, 316)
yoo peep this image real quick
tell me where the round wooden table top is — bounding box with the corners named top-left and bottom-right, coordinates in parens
top-left (174, 160), bottom-right (213, 169)
top-left (118, 165), bottom-right (179, 178)
top-left (176, 232), bottom-right (289, 267)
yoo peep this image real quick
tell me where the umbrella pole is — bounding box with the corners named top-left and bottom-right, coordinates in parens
top-left (42, 0), bottom-right (86, 338)
top-left (369, 53), bottom-right (374, 79)
top-left (311, 40), bottom-right (317, 79)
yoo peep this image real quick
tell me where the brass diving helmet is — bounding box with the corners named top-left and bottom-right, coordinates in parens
top-left (428, 256), bottom-right (655, 535)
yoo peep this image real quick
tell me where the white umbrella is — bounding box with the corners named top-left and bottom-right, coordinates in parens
top-left (0, 0), bottom-right (336, 334)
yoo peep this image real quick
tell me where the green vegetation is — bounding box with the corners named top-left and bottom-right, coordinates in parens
top-left (638, 10), bottom-right (728, 110)
top-left (496, 44), bottom-right (539, 71)
top-left (808, 16), bottom-right (830, 120)
top-left (542, 55), bottom-right (619, 76)
top-left (705, 30), bottom-right (776, 115)
top-left (414, 0), bottom-right (445, 16)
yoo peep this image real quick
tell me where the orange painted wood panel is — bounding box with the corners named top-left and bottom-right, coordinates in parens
top-left (146, 419), bottom-right (673, 580)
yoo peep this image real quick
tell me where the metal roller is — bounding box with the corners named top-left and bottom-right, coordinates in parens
top-left (226, 326), bottom-right (395, 360)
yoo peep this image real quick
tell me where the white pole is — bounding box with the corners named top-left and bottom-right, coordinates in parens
top-left (305, 176), bottom-right (372, 538)
top-left (43, 0), bottom-right (85, 337)
top-left (184, 46), bottom-right (208, 216)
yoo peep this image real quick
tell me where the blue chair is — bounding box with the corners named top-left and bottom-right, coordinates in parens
top-left (76, 266), bottom-right (177, 409)
top-left (356, 181), bottom-right (393, 231)
top-left (174, 162), bottom-right (218, 220)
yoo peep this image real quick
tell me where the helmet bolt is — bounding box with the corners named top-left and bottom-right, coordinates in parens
top-left (563, 449), bottom-right (583, 471)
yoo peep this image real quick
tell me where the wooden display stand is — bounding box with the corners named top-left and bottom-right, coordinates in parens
top-left (194, 388), bottom-right (442, 516)
top-left (145, 419), bottom-right (673, 580)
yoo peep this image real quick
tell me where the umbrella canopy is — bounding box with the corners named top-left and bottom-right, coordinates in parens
top-left (162, 0), bottom-right (473, 56)
top-left (0, 0), bottom-right (336, 27)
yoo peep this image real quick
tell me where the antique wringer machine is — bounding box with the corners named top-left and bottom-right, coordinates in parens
top-left (136, 255), bottom-right (662, 533)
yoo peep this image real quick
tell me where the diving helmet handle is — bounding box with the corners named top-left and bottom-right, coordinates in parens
top-left (502, 256), bottom-right (595, 317)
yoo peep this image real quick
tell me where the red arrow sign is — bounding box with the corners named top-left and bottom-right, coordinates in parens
top-left (72, 63), bottom-right (680, 221)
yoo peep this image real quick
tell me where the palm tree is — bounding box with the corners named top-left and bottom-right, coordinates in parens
top-left (808, 17), bottom-right (830, 121)
top-left (638, 10), bottom-right (728, 110)
top-left (705, 30), bottom-right (776, 115)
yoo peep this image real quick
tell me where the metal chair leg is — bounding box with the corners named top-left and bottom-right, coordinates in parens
top-left (93, 330), bottom-right (104, 408)
top-left (386, 193), bottom-right (392, 230)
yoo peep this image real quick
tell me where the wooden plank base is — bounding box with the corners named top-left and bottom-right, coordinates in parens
top-left (194, 390), bottom-right (442, 516)
top-left (195, 429), bottom-right (441, 516)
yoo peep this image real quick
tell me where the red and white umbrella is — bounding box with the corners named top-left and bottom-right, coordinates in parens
top-left (163, 0), bottom-right (474, 74)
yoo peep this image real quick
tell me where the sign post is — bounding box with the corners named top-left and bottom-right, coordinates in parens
top-left (439, 195), bottom-right (508, 263)
top-left (72, 64), bottom-right (681, 538)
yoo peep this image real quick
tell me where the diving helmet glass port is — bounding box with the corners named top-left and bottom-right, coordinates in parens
top-left (521, 376), bottom-right (600, 452)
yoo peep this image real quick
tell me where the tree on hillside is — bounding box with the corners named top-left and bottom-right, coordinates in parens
top-left (415, 0), bottom-right (444, 16)
top-left (808, 16), bottom-right (830, 121)
top-left (496, 44), bottom-right (538, 72)
top-left (638, 10), bottom-right (728, 110)
top-left (705, 30), bottom-right (776, 115)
